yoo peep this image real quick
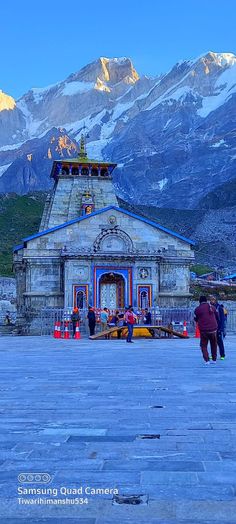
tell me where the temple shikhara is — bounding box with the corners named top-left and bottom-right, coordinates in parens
top-left (13, 137), bottom-right (195, 329)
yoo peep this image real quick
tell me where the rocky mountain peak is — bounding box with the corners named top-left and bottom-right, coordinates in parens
top-left (190, 51), bottom-right (236, 76)
top-left (207, 51), bottom-right (236, 66)
top-left (0, 90), bottom-right (16, 111)
top-left (68, 56), bottom-right (139, 86)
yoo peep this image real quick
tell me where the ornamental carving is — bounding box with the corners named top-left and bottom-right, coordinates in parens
top-left (139, 267), bottom-right (149, 279)
top-left (108, 215), bottom-right (117, 225)
top-left (93, 229), bottom-right (133, 253)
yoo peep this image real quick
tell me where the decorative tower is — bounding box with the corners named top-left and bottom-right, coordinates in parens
top-left (40, 135), bottom-right (118, 231)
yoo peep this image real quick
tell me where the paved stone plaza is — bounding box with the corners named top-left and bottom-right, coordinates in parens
top-left (0, 335), bottom-right (236, 524)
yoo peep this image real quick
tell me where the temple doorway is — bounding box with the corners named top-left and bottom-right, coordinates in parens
top-left (76, 290), bottom-right (86, 309)
top-left (99, 273), bottom-right (125, 309)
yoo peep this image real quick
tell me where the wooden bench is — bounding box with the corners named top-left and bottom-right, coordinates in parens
top-left (89, 325), bottom-right (188, 340)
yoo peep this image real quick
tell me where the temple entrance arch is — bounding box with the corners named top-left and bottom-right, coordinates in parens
top-left (95, 266), bottom-right (132, 308)
top-left (73, 285), bottom-right (89, 309)
top-left (99, 273), bottom-right (125, 309)
top-left (76, 290), bottom-right (86, 309)
top-left (140, 289), bottom-right (148, 308)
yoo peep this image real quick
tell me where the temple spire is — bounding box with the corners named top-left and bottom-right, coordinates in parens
top-left (78, 133), bottom-right (87, 159)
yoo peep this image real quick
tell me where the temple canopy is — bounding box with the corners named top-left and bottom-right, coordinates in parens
top-left (51, 134), bottom-right (117, 180)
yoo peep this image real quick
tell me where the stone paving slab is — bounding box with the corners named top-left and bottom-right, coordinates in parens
top-left (0, 520), bottom-right (96, 524)
top-left (0, 335), bottom-right (235, 522)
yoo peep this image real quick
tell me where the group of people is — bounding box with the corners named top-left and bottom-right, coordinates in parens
top-left (87, 305), bottom-right (152, 342)
top-left (194, 295), bottom-right (227, 364)
top-left (70, 296), bottom-right (228, 361)
top-left (70, 305), bottom-right (152, 341)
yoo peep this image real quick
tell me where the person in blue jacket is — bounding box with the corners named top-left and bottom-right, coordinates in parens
top-left (209, 296), bottom-right (226, 360)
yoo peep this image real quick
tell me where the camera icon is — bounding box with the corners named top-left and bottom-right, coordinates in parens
top-left (18, 473), bottom-right (52, 484)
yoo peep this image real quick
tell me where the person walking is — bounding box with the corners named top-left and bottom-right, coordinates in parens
top-left (124, 306), bottom-right (136, 343)
top-left (87, 306), bottom-right (96, 336)
top-left (194, 296), bottom-right (218, 364)
top-left (71, 307), bottom-right (80, 338)
top-left (209, 296), bottom-right (226, 360)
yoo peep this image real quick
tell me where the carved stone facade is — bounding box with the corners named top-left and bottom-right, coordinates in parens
top-left (13, 141), bottom-right (195, 331)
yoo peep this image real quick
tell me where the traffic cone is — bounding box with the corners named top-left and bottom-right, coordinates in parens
top-left (195, 322), bottom-right (200, 338)
top-left (64, 321), bottom-right (70, 339)
top-left (75, 322), bottom-right (81, 340)
top-left (53, 321), bottom-right (58, 338)
top-left (57, 321), bottom-right (61, 339)
top-left (183, 320), bottom-right (188, 337)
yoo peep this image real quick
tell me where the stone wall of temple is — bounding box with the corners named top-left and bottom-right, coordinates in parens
top-left (14, 207), bottom-right (194, 326)
top-left (0, 277), bottom-right (16, 301)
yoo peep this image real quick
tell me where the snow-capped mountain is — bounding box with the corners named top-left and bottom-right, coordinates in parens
top-left (0, 52), bottom-right (236, 209)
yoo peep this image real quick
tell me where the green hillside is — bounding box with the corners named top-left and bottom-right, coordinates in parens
top-left (0, 193), bottom-right (46, 276)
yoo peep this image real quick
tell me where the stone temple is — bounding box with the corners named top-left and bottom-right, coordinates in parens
top-left (13, 137), bottom-right (195, 328)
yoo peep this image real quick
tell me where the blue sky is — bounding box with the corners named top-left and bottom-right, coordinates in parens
top-left (1, 0), bottom-right (235, 99)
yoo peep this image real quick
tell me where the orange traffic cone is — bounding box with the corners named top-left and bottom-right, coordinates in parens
top-left (64, 321), bottom-right (70, 339)
top-left (53, 321), bottom-right (58, 338)
top-left (75, 322), bottom-right (81, 340)
top-left (195, 322), bottom-right (200, 338)
top-left (57, 321), bottom-right (61, 339)
top-left (183, 320), bottom-right (188, 337)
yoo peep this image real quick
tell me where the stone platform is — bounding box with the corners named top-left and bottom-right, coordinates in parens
top-left (0, 335), bottom-right (236, 523)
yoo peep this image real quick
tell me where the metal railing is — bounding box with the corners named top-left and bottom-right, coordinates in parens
top-left (39, 306), bottom-right (236, 337)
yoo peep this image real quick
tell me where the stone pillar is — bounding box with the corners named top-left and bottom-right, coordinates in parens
top-left (14, 261), bottom-right (26, 316)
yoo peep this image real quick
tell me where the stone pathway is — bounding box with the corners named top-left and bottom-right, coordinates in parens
top-left (0, 335), bottom-right (236, 523)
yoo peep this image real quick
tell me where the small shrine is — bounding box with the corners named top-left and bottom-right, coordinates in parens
top-left (81, 191), bottom-right (95, 216)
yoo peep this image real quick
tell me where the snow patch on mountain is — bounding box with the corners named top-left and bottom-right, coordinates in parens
top-left (17, 98), bottom-right (31, 119)
top-left (86, 139), bottom-right (109, 159)
top-left (60, 81), bottom-right (94, 96)
top-left (0, 163), bottom-right (11, 177)
top-left (211, 139), bottom-right (228, 148)
top-left (198, 63), bottom-right (236, 117)
top-left (30, 83), bottom-right (59, 103)
top-left (0, 141), bottom-right (24, 152)
top-left (146, 83), bottom-right (195, 111)
top-left (112, 101), bottom-right (135, 120)
top-left (152, 178), bottom-right (168, 190)
top-left (210, 52), bottom-right (236, 67)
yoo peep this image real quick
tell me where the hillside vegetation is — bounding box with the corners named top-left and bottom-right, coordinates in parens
top-left (0, 193), bottom-right (46, 275)
top-left (0, 193), bottom-right (235, 277)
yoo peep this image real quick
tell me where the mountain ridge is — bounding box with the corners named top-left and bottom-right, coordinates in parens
top-left (0, 51), bottom-right (235, 211)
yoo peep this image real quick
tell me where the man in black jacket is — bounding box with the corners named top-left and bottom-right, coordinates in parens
top-left (209, 296), bottom-right (226, 360)
top-left (71, 307), bottom-right (80, 338)
top-left (87, 306), bottom-right (96, 336)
